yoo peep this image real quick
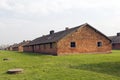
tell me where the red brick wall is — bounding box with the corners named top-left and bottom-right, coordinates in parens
top-left (33, 43), bottom-right (57, 55)
top-left (12, 47), bottom-right (18, 51)
top-left (10, 47), bottom-right (13, 51)
top-left (23, 46), bottom-right (34, 52)
top-left (23, 43), bottom-right (57, 55)
top-left (112, 43), bottom-right (120, 50)
top-left (57, 25), bottom-right (112, 55)
top-left (18, 46), bottom-right (23, 52)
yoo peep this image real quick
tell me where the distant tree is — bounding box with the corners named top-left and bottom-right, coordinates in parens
top-left (0, 44), bottom-right (10, 50)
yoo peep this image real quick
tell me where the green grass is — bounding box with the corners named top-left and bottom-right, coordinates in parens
top-left (0, 50), bottom-right (120, 80)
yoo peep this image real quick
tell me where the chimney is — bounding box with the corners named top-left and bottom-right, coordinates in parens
top-left (65, 27), bottom-right (69, 30)
top-left (50, 30), bottom-right (54, 35)
top-left (23, 40), bottom-right (25, 42)
top-left (117, 33), bottom-right (120, 36)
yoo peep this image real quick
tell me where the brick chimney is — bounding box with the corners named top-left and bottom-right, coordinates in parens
top-left (65, 27), bottom-right (69, 30)
top-left (50, 30), bottom-right (54, 35)
top-left (117, 33), bottom-right (120, 36)
top-left (23, 40), bottom-right (25, 42)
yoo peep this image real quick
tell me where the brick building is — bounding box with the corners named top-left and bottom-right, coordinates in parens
top-left (11, 44), bottom-right (19, 51)
top-left (23, 23), bottom-right (112, 55)
top-left (9, 41), bottom-right (30, 52)
top-left (6, 45), bottom-right (13, 51)
top-left (109, 33), bottom-right (120, 50)
top-left (17, 40), bottom-right (30, 52)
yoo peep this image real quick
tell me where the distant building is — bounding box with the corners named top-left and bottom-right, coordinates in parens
top-left (23, 23), bottom-right (111, 55)
top-left (109, 33), bottom-right (120, 50)
top-left (18, 40), bottom-right (31, 52)
top-left (7, 40), bottom-right (30, 52)
top-left (7, 45), bottom-right (14, 51)
top-left (12, 44), bottom-right (19, 51)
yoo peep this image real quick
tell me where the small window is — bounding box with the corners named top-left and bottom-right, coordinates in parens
top-left (71, 42), bottom-right (76, 48)
top-left (50, 43), bottom-right (53, 48)
top-left (97, 42), bottom-right (102, 47)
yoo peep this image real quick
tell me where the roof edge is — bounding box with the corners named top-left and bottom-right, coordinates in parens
top-left (85, 23), bottom-right (111, 42)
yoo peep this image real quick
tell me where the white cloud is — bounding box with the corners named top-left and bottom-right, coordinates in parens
top-left (0, 0), bottom-right (120, 44)
top-left (0, 0), bottom-right (120, 15)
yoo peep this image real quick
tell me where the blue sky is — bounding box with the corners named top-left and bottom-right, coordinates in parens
top-left (0, 0), bottom-right (120, 45)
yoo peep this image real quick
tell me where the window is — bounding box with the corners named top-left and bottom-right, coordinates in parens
top-left (50, 43), bottom-right (53, 48)
top-left (71, 42), bottom-right (76, 48)
top-left (97, 42), bottom-right (102, 47)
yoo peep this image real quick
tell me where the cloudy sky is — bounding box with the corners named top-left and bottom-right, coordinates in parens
top-left (0, 0), bottom-right (120, 45)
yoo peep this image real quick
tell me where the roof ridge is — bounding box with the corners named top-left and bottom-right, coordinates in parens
top-left (24, 23), bottom-right (88, 46)
top-left (34, 23), bottom-right (84, 39)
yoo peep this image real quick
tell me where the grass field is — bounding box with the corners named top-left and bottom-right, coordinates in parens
top-left (0, 50), bottom-right (120, 80)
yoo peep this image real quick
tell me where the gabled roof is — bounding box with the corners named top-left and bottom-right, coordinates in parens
top-left (11, 44), bottom-right (19, 48)
top-left (86, 24), bottom-right (111, 42)
top-left (26, 24), bottom-right (83, 46)
top-left (18, 41), bottom-right (30, 47)
top-left (109, 35), bottom-right (120, 43)
top-left (12, 41), bottom-right (30, 48)
top-left (109, 36), bottom-right (116, 40)
top-left (25, 23), bottom-right (110, 46)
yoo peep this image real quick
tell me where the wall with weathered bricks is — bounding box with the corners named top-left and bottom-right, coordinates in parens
top-left (24, 43), bottom-right (57, 55)
top-left (12, 47), bottom-right (18, 51)
top-left (57, 25), bottom-right (112, 55)
top-left (34, 43), bottom-right (57, 55)
top-left (18, 46), bottom-right (23, 52)
top-left (112, 43), bottom-right (120, 50)
top-left (23, 46), bottom-right (34, 52)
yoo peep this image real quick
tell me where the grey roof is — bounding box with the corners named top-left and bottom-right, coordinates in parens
top-left (109, 36), bottom-right (120, 43)
top-left (11, 44), bottom-right (19, 48)
top-left (19, 41), bottom-right (30, 47)
top-left (25, 23), bottom-right (110, 46)
top-left (12, 41), bottom-right (30, 48)
top-left (27, 25), bottom-right (81, 45)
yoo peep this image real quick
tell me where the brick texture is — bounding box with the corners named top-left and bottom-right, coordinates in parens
top-left (23, 25), bottom-right (111, 55)
top-left (57, 25), bottom-right (111, 55)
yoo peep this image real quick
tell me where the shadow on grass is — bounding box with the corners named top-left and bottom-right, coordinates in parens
top-left (70, 62), bottom-right (120, 77)
top-left (17, 52), bottom-right (56, 56)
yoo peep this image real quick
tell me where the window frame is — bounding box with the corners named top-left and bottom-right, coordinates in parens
top-left (97, 41), bottom-right (102, 47)
top-left (70, 42), bottom-right (76, 48)
top-left (50, 43), bottom-right (53, 49)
